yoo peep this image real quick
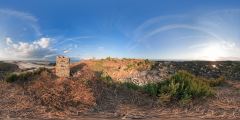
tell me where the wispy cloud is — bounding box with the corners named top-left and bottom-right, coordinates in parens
top-left (0, 9), bottom-right (37, 22)
top-left (129, 9), bottom-right (240, 60)
top-left (141, 24), bottom-right (223, 42)
top-left (52, 36), bottom-right (94, 47)
top-left (63, 49), bottom-right (71, 54)
top-left (0, 9), bottom-right (42, 36)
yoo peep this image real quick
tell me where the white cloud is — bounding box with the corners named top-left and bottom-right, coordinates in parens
top-left (5, 37), bottom-right (13, 45)
top-left (3, 37), bottom-right (55, 60)
top-left (33, 38), bottom-right (50, 48)
top-left (63, 49), bottom-right (71, 53)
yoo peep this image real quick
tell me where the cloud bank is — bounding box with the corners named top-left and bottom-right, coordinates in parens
top-left (0, 9), bottom-right (56, 60)
top-left (2, 37), bottom-right (56, 60)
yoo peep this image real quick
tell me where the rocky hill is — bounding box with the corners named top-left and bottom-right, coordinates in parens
top-left (72, 59), bottom-right (240, 85)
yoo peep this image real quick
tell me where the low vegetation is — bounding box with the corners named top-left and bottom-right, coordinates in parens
top-left (124, 59), bottom-right (153, 71)
top-left (5, 67), bottom-right (50, 83)
top-left (158, 71), bottom-right (214, 105)
top-left (104, 71), bottom-right (224, 105)
top-left (0, 61), bottom-right (19, 72)
top-left (100, 71), bottom-right (114, 85)
top-left (0, 61), bottom-right (19, 80)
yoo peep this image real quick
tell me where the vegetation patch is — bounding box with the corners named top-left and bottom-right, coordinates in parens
top-left (122, 82), bottom-right (141, 90)
top-left (100, 71), bottom-right (113, 85)
top-left (0, 61), bottom-right (19, 72)
top-left (143, 83), bottom-right (159, 96)
top-left (158, 71), bottom-right (214, 105)
top-left (5, 67), bottom-right (50, 83)
top-left (202, 76), bottom-right (225, 87)
top-left (110, 71), bottom-right (224, 105)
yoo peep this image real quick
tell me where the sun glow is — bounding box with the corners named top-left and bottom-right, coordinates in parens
top-left (198, 43), bottom-right (225, 61)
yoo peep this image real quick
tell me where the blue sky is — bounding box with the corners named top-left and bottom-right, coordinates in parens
top-left (0, 0), bottom-right (240, 60)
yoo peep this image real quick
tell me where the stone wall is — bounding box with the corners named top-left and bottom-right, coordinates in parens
top-left (55, 56), bottom-right (70, 77)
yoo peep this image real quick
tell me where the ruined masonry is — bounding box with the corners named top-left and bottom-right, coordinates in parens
top-left (56, 56), bottom-right (70, 77)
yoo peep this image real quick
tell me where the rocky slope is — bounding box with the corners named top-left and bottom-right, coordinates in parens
top-left (73, 59), bottom-right (240, 85)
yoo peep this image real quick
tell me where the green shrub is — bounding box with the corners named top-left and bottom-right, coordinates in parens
top-left (203, 76), bottom-right (225, 87)
top-left (100, 71), bottom-right (113, 85)
top-left (5, 67), bottom-right (49, 83)
top-left (5, 73), bottom-right (18, 82)
top-left (98, 70), bottom-right (220, 105)
top-left (5, 72), bottom-right (34, 83)
top-left (105, 56), bottom-right (111, 61)
top-left (158, 71), bottom-right (214, 104)
top-left (122, 82), bottom-right (141, 90)
top-left (0, 61), bottom-right (19, 72)
top-left (124, 63), bottom-right (134, 71)
top-left (143, 83), bottom-right (159, 96)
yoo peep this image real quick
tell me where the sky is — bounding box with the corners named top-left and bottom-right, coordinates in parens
top-left (0, 0), bottom-right (240, 61)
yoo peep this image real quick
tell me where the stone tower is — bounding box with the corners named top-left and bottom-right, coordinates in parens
top-left (56, 56), bottom-right (70, 77)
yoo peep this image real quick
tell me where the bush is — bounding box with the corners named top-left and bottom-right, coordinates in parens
top-left (203, 76), bottom-right (225, 87)
top-left (5, 73), bottom-right (18, 83)
top-left (100, 71), bottom-right (113, 85)
top-left (99, 70), bottom-right (220, 105)
top-left (143, 83), bottom-right (159, 96)
top-left (122, 82), bottom-right (141, 90)
top-left (0, 61), bottom-right (19, 72)
top-left (158, 71), bottom-right (214, 104)
top-left (106, 56), bottom-right (113, 61)
top-left (5, 67), bottom-right (50, 83)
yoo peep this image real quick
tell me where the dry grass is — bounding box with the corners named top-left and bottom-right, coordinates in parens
top-left (25, 71), bottom-right (96, 112)
top-left (72, 58), bottom-right (153, 82)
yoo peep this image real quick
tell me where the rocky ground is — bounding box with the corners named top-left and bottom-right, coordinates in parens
top-left (0, 59), bottom-right (239, 119)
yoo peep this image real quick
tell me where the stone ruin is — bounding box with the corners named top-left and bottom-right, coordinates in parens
top-left (55, 56), bottom-right (70, 77)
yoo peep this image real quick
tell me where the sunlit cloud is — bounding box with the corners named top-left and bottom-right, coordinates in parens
top-left (2, 37), bottom-right (56, 60)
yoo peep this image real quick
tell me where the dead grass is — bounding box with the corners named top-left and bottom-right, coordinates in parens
top-left (25, 71), bottom-right (96, 112)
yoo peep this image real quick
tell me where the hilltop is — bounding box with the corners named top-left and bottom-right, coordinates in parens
top-left (0, 58), bottom-right (239, 119)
